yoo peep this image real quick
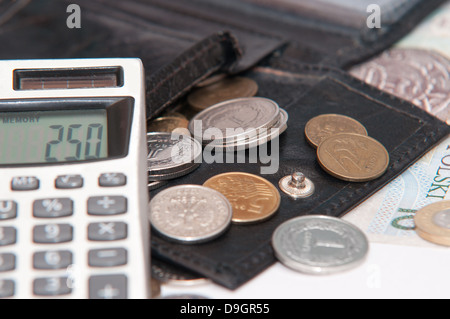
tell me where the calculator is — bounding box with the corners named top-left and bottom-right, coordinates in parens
top-left (0, 58), bottom-right (150, 298)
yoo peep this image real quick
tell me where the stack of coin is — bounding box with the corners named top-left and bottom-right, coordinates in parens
top-left (305, 114), bottom-right (389, 182)
top-left (187, 76), bottom-right (259, 112)
top-left (414, 201), bottom-right (450, 247)
top-left (272, 215), bottom-right (369, 275)
top-left (147, 132), bottom-right (202, 183)
top-left (189, 97), bottom-right (288, 150)
top-left (148, 185), bottom-right (233, 244)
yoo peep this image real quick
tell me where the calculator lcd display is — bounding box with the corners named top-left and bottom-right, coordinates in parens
top-left (0, 109), bottom-right (108, 164)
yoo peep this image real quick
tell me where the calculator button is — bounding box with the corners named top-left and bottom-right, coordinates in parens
top-left (0, 227), bottom-right (16, 246)
top-left (87, 196), bottom-right (127, 216)
top-left (88, 222), bottom-right (127, 241)
top-left (0, 253), bottom-right (15, 272)
top-left (89, 274), bottom-right (127, 299)
top-left (55, 175), bottom-right (83, 189)
top-left (0, 280), bottom-right (15, 298)
top-left (33, 250), bottom-right (73, 270)
top-left (33, 277), bottom-right (72, 296)
top-left (11, 176), bottom-right (39, 191)
top-left (98, 173), bottom-right (127, 187)
top-left (33, 224), bottom-right (73, 244)
top-left (33, 198), bottom-right (73, 218)
top-left (0, 201), bottom-right (17, 220)
top-left (88, 248), bottom-right (127, 268)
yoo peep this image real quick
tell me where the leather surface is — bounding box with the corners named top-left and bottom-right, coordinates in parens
top-left (150, 57), bottom-right (450, 289)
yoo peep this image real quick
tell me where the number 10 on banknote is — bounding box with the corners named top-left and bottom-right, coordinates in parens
top-left (344, 135), bottom-right (450, 248)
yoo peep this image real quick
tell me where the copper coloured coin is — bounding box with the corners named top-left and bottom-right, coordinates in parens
top-left (305, 114), bottom-right (368, 148)
top-left (203, 172), bottom-right (280, 224)
top-left (187, 77), bottom-right (259, 111)
top-left (317, 133), bottom-right (389, 182)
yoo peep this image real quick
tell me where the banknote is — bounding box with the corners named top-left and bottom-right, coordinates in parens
top-left (396, 1), bottom-right (450, 59)
top-left (343, 135), bottom-right (450, 248)
top-left (346, 1), bottom-right (450, 248)
top-left (350, 1), bottom-right (450, 124)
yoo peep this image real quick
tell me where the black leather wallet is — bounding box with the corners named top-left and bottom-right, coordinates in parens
top-left (1, 0), bottom-right (449, 290)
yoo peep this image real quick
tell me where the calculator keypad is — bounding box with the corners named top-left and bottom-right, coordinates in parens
top-left (0, 172), bottom-right (134, 298)
top-left (88, 248), bottom-right (127, 268)
top-left (33, 277), bottom-right (72, 296)
top-left (89, 274), bottom-right (127, 299)
top-left (98, 173), bottom-right (127, 187)
top-left (33, 251), bottom-right (73, 270)
top-left (0, 280), bottom-right (14, 298)
top-left (87, 196), bottom-right (127, 216)
top-left (0, 227), bottom-right (16, 246)
top-left (11, 176), bottom-right (39, 191)
top-left (33, 224), bottom-right (73, 244)
top-left (0, 253), bottom-right (15, 272)
top-left (0, 201), bottom-right (17, 220)
top-left (33, 198), bottom-right (74, 218)
top-left (55, 175), bottom-right (83, 189)
top-left (88, 222), bottom-right (128, 242)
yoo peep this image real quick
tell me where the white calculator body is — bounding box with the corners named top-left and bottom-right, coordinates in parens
top-left (0, 59), bottom-right (150, 298)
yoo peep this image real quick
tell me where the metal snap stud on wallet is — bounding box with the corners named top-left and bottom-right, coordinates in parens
top-left (279, 172), bottom-right (315, 199)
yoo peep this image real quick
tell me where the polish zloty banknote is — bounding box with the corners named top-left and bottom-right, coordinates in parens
top-left (346, 2), bottom-right (450, 247)
top-left (343, 135), bottom-right (450, 248)
top-left (350, 1), bottom-right (450, 124)
top-left (396, 1), bottom-right (450, 59)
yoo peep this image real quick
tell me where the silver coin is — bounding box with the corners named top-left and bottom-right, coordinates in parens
top-left (147, 132), bottom-right (202, 175)
top-left (151, 258), bottom-right (210, 287)
top-left (148, 163), bottom-right (200, 181)
top-left (189, 97), bottom-right (280, 144)
top-left (272, 215), bottom-right (369, 275)
top-left (149, 185), bottom-right (232, 244)
top-left (148, 180), bottom-right (168, 191)
top-left (204, 108), bottom-right (288, 151)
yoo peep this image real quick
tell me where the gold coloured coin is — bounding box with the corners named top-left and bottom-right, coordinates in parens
top-left (305, 114), bottom-right (368, 148)
top-left (317, 133), bottom-right (389, 182)
top-left (414, 201), bottom-right (450, 247)
top-left (147, 116), bottom-right (189, 135)
top-left (187, 77), bottom-right (259, 111)
top-left (203, 172), bottom-right (280, 224)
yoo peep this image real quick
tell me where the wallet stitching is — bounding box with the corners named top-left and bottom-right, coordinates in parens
top-left (147, 34), bottom-right (230, 98)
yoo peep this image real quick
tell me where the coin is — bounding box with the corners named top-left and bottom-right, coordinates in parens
top-left (317, 133), bottom-right (389, 182)
top-left (147, 116), bottom-right (190, 135)
top-left (204, 108), bottom-right (288, 151)
top-left (151, 257), bottom-right (210, 287)
top-left (203, 172), bottom-right (280, 224)
top-left (148, 185), bottom-right (232, 244)
top-left (187, 77), bottom-right (258, 111)
top-left (305, 114), bottom-right (368, 148)
top-left (148, 162), bottom-right (200, 182)
top-left (272, 215), bottom-right (369, 275)
top-left (189, 97), bottom-right (281, 145)
top-left (148, 180), bottom-right (168, 191)
top-left (147, 132), bottom-right (202, 175)
top-left (195, 73), bottom-right (227, 88)
top-left (414, 201), bottom-right (450, 246)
